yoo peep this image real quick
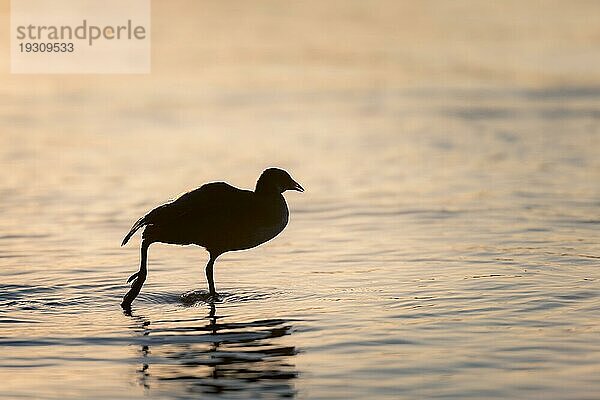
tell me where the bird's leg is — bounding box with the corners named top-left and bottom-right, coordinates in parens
top-left (122, 240), bottom-right (150, 310)
top-left (205, 255), bottom-right (218, 298)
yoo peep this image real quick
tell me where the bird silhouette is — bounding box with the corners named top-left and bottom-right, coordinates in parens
top-left (120, 168), bottom-right (304, 309)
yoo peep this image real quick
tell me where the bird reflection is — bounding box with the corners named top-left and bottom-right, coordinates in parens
top-left (127, 302), bottom-right (298, 398)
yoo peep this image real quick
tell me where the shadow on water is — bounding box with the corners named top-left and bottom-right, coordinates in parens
top-left (126, 301), bottom-right (298, 398)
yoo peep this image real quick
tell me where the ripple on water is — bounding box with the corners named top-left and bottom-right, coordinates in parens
top-left (134, 288), bottom-right (277, 309)
top-left (0, 282), bottom-right (126, 315)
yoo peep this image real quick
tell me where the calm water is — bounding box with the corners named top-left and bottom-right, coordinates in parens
top-left (2, 1), bottom-right (600, 398)
top-left (0, 86), bottom-right (599, 399)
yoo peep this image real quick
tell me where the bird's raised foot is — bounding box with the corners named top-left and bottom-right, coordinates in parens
top-left (127, 272), bottom-right (139, 283)
top-left (121, 279), bottom-right (142, 309)
top-left (121, 271), bottom-right (147, 310)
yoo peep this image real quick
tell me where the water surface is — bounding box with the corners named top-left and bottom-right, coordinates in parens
top-left (1, 86), bottom-right (598, 399)
top-left (1, 1), bottom-right (600, 398)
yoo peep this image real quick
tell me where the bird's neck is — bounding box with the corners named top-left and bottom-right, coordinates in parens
top-left (254, 180), bottom-right (280, 196)
top-left (255, 188), bottom-right (282, 198)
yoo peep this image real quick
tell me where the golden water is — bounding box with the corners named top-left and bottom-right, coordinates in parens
top-left (1, 1), bottom-right (599, 399)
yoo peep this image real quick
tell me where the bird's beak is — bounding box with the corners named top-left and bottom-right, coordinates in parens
top-left (291, 180), bottom-right (304, 192)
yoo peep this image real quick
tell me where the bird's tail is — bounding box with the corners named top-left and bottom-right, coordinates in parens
top-left (121, 216), bottom-right (147, 246)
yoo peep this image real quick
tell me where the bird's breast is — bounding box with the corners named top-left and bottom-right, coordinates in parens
top-left (261, 201), bottom-right (289, 238)
top-left (227, 195), bottom-right (289, 252)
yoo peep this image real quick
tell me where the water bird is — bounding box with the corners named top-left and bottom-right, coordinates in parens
top-left (120, 168), bottom-right (304, 309)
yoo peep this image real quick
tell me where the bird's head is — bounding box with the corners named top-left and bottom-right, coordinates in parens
top-left (255, 168), bottom-right (304, 195)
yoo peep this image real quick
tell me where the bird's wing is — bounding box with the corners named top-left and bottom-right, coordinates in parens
top-left (144, 182), bottom-right (255, 227)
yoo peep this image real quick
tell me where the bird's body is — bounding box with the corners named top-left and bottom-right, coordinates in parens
top-left (128, 182), bottom-right (290, 253)
top-left (120, 168), bottom-right (303, 310)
